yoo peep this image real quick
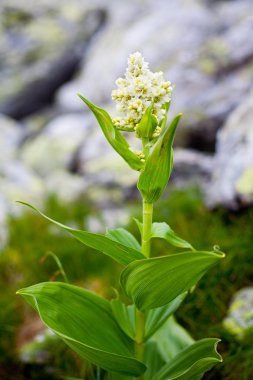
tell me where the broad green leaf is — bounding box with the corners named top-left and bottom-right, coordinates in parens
top-left (151, 222), bottom-right (194, 250)
top-left (145, 316), bottom-right (194, 380)
top-left (17, 282), bottom-right (146, 376)
top-left (17, 202), bottom-right (145, 266)
top-left (152, 316), bottom-right (194, 362)
top-left (120, 250), bottom-right (225, 310)
top-left (135, 220), bottom-right (194, 250)
top-left (137, 114), bottom-right (182, 203)
top-left (78, 95), bottom-right (143, 171)
top-left (145, 293), bottom-right (187, 341)
top-left (153, 338), bottom-right (222, 380)
top-left (111, 298), bottom-right (135, 340)
top-left (135, 103), bottom-right (157, 139)
top-left (106, 228), bottom-right (141, 251)
top-left (144, 341), bottom-right (165, 380)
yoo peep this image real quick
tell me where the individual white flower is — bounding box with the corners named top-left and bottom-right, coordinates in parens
top-left (112, 52), bottom-right (173, 138)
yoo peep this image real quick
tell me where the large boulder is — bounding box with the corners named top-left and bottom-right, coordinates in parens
top-left (21, 113), bottom-right (91, 176)
top-left (0, 1), bottom-right (106, 119)
top-left (208, 90), bottom-right (253, 208)
top-left (0, 115), bottom-right (45, 238)
top-left (0, 114), bottom-right (23, 166)
top-left (223, 287), bottom-right (253, 339)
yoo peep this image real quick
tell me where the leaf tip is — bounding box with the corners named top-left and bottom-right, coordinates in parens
top-left (77, 93), bottom-right (90, 106)
top-left (16, 201), bottom-right (37, 212)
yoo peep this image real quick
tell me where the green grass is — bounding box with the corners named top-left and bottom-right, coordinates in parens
top-left (1, 188), bottom-right (253, 379)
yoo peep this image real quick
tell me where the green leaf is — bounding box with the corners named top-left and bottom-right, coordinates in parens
top-left (152, 316), bottom-right (194, 362)
top-left (135, 103), bottom-right (157, 139)
top-left (17, 202), bottom-right (145, 266)
top-left (144, 316), bottom-right (194, 380)
top-left (111, 298), bottom-right (135, 340)
top-left (153, 338), bottom-right (222, 380)
top-left (137, 114), bottom-right (181, 203)
top-left (151, 222), bottom-right (194, 250)
top-left (17, 282), bottom-right (146, 376)
top-left (120, 250), bottom-right (225, 310)
top-left (145, 293), bottom-right (187, 341)
top-left (106, 228), bottom-right (141, 251)
top-left (144, 341), bottom-right (165, 380)
top-left (135, 220), bottom-right (194, 250)
top-left (78, 95), bottom-right (143, 171)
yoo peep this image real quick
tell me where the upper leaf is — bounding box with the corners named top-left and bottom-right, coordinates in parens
top-left (137, 114), bottom-right (181, 203)
top-left (151, 222), bottom-right (194, 250)
top-left (106, 228), bottom-right (141, 251)
top-left (78, 95), bottom-right (144, 171)
top-left (120, 250), bottom-right (225, 310)
top-left (17, 202), bottom-right (145, 266)
top-left (17, 282), bottom-right (146, 376)
top-left (135, 220), bottom-right (194, 251)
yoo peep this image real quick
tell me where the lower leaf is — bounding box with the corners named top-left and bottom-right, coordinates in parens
top-left (145, 293), bottom-right (187, 341)
top-left (17, 282), bottom-right (146, 376)
top-left (153, 338), bottom-right (222, 380)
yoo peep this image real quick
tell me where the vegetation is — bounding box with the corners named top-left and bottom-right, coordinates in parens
top-left (1, 188), bottom-right (253, 379)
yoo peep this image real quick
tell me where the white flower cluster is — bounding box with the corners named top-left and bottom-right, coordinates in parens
top-left (111, 52), bottom-right (173, 138)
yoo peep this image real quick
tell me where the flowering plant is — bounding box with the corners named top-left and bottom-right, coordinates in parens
top-left (17, 53), bottom-right (224, 380)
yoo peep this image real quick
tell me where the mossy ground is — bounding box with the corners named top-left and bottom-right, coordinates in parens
top-left (1, 188), bottom-right (253, 379)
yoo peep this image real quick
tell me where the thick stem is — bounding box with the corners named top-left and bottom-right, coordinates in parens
top-left (135, 200), bottom-right (153, 379)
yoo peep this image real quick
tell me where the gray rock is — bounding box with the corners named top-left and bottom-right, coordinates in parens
top-left (208, 90), bottom-right (253, 208)
top-left (45, 170), bottom-right (86, 203)
top-left (0, 161), bottom-right (45, 215)
top-left (172, 149), bottom-right (214, 186)
top-left (0, 114), bottom-right (22, 166)
top-left (86, 208), bottom-right (130, 234)
top-left (0, 159), bottom-right (46, 250)
top-left (21, 113), bottom-right (91, 176)
top-left (78, 125), bottom-right (139, 188)
top-left (223, 287), bottom-right (253, 339)
top-left (0, 1), bottom-right (106, 119)
top-left (0, 195), bottom-right (9, 251)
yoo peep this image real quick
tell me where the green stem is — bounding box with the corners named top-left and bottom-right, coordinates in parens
top-left (142, 201), bottom-right (153, 258)
top-left (135, 200), bottom-right (153, 379)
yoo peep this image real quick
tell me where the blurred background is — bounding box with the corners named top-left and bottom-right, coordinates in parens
top-left (1, 0), bottom-right (253, 379)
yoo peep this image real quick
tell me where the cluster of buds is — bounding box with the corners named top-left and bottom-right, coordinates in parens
top-left (111, 52), bottom-right (173, 140)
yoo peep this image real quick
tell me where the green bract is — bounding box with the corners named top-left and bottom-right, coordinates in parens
top-left (78, 95), bottom-right (144, 171)
top-left (135, 103), bottom-right (158, 139)
top-left (17, 52), bottom-right (224, 380)
top-left (138, 114), bottom-right (182, 203)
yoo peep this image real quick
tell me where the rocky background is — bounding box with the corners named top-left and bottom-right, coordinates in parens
top-left (1, 0), bottom-right (253, 249)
